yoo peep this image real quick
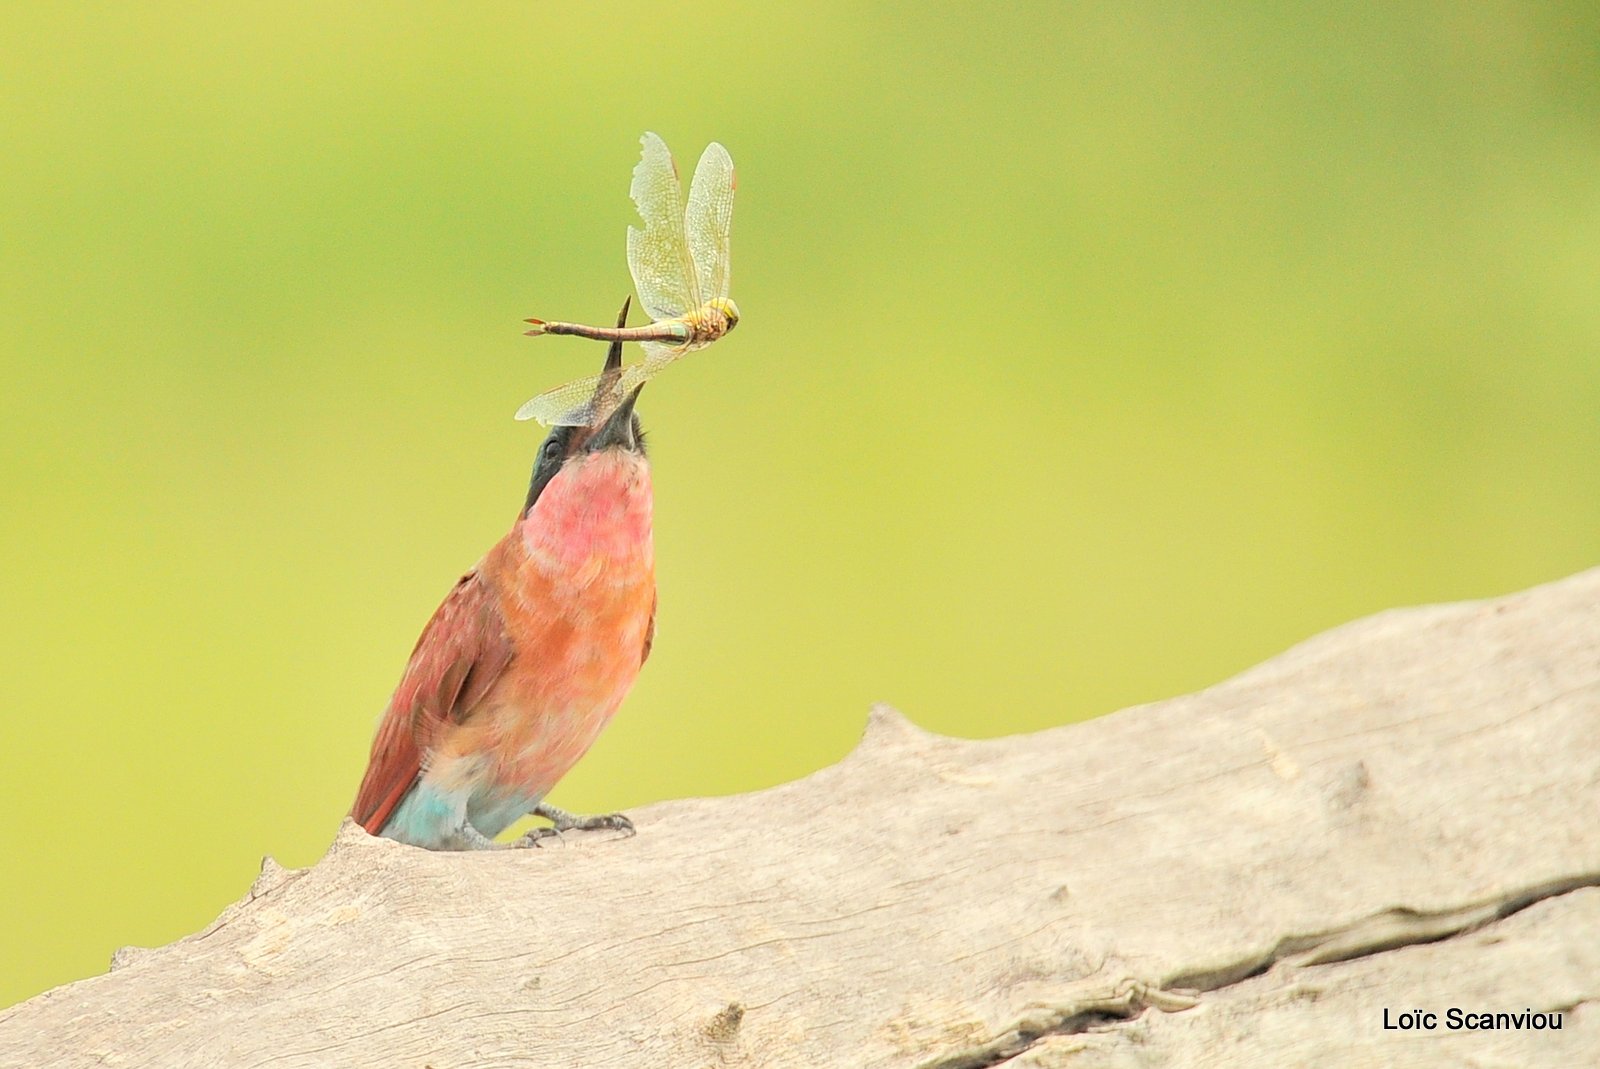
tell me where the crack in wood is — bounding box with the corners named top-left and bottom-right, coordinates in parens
top-left (922, 872), bottom-right (1600, 1069)
top-left (1168, 868), bottom-right (1600, 989)
top-left (914, 982), bottom-right (1197, 1069)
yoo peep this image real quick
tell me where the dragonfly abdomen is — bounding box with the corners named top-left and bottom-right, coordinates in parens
top-left (525, 318), bottom-right (692, 344)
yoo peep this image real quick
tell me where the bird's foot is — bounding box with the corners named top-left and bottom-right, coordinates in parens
top-left (535, 801), bottom-right (635, 835)
top-left (514, 802), bottom-right (634, 848)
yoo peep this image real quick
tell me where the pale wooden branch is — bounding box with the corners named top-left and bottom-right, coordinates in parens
top-left (4, 571), bottom-right (1599, 1067)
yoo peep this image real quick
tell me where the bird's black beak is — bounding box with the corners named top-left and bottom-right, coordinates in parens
top-left (588, 296), bottom-right (630, 412)
top-left (587, 383), bottom-right (644, 452)
top-left (584, 296), bottom-right (640, 452)
top-left (604, 296), bottom-right (630, 376)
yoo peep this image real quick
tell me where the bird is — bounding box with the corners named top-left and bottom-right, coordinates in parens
top-left (350, 298), bottom-right (656, 850)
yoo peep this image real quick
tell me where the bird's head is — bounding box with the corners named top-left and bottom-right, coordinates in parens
top-left (521, 384), bottom-right (646, 516)
top-left (524, 296), bottom-right (649, 556)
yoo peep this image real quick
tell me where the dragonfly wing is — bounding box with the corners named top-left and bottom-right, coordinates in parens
top-left (686, 142), bottom-right (735, 303)
top-left (639, 339), bottom-right (687, 377)
top-left (627, 133), bottom-right (699, 322)
top-left (515, 375), bottom-right (603, 427)
top-left (515, 363), bottom-right (651, 427)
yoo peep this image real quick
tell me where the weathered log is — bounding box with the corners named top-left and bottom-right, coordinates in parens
top-left (3, 571), bottom-right (1597, 1067)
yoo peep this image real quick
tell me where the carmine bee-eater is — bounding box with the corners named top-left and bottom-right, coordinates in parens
top-left (351, 299), bottom-right (656, 850)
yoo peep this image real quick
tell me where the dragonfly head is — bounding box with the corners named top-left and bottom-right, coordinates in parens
top-left (708, 297), bottom-right (740, 333)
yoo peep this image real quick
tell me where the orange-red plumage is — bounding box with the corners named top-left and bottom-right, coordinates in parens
top-left (350, 570), bottom-right (515, 834)
top-left (350, 320), bottom-right (656, 851)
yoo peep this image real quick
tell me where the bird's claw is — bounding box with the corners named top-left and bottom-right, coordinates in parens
top-left (515, 826), bottom-right (567, 849)
top-left (553, 811), bottom-right (634, 835)
top-left (526, 802), bottom-right (635, 840)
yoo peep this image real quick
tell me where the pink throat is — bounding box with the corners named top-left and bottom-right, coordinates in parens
top-left (520, 450), bottom-right (654, 573)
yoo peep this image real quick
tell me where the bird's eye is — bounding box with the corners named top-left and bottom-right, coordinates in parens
top-left (542, 439), bottom-right (563, 459)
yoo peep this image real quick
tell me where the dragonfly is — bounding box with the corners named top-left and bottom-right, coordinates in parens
top-left (516, 132), bottom-right (740, 426)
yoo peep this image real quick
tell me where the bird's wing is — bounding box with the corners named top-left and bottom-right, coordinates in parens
top-left (350, 570), bottom-right (516, 834)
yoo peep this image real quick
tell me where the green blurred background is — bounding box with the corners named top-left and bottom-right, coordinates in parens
top-left (3, 2), bottom-right (1597, 1008)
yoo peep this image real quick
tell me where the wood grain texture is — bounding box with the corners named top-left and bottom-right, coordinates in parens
top-left (4, 570), bottom-right (1598, 1068)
